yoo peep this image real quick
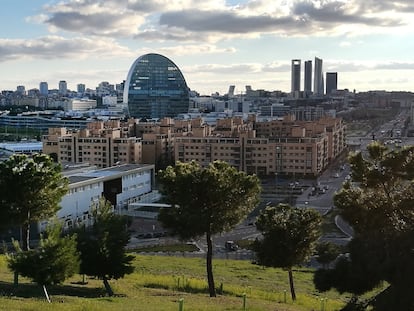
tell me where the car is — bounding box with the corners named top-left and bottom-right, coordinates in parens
top-left (225, 241), bottom-right (239, 251)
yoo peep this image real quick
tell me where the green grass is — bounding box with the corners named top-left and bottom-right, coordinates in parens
top-left (130, 243), bottom-right (199, 253)
top-left (0, 254), bottom-right (353, 310)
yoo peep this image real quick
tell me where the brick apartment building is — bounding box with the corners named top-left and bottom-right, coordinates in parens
top-left (42, 115), bottom-right (346, 177)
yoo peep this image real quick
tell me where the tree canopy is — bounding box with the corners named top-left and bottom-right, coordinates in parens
top-left (254, 203), bottom-right (322, 301)
top-left (0, 153), bottom-right (68, 250)
top-left (7, 222), bottom-right (79, 302)
top-left (158, 160), bottom-right (261, 297)
top-left (75, 198), bottom-right (134, 296)
top-left (315, 241), bottom-right (341, 269)
top-left (314, 142), bottom-right (414, 310)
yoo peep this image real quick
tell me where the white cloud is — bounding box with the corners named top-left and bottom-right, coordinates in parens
top-left (0, 36), bottom-right (133, 62)
top-left (156, 45), bottom-right (236, 56)
top-left (31, 0), bottom-right (414, 42)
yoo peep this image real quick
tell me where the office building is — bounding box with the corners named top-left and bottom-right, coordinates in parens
top-left (77, 83), bottom-right (85, 95)
top-left (228, 85), bottom-right (235, 96)
top-left (59, 80), bottom-right (68, 96)
top-left (123, 53), bottom-right (190, 119)
top-left (314, 57), bottom-right (324, 96)
top-left (304, 60), bottom-right (312, 96)
top-left (291, 59), bottom-right (301, 96)
top-left (326, 72), bottom-right (338, 95)
top-left (39, 82), bottom-right (48, 96)
top-left (96, 81), bottom-right (115, 96)
top-left (16, 85), bottom-right (26, 95)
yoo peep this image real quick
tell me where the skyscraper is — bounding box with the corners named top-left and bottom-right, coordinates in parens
top-left (77, 83), bottom-right (85, 95)
top-left (228, 85), bottom-right (235, 96)
top-left (39, 82), bottom-right (48, 96)
top-left (123, 53), bottom-right (190, 119)
top-left (59, 80), bottom-right (67, 96)
top-left (304, 60), bottom-right (312, 96)
top-left (326, 72), bottom-right (338, 95)
top-left (314, 57), bottom-right (323, 96)
top-left (291, 59), bottom-right (301, 96)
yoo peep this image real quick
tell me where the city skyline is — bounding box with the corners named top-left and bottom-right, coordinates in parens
top-left (1, 0), bottom-right (414, 95)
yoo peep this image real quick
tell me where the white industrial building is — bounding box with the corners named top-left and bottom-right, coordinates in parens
top-left (39, 163), bottom-right (159, 231)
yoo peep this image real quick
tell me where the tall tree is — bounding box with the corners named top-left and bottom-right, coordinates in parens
top-left (75, 198), bottom-right (134, 296)
top-left (315, 241), bottom-right (341, 269)
top-left (254, 204), bottom-right (322, 301)
top-left (7, 222), bottom-right (79, 302)
top-left (158, 160), bottom-right (261, 297)
top-left (314, 142), bottom-right (414, 310)
top-left (0, 153), bottom-right (68, 251)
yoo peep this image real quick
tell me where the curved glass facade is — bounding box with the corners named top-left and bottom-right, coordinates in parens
top-left (124, 53), bottom-right (190, 119)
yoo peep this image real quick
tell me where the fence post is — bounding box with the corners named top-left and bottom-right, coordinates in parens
top-left (320, 298), bottom-right (326, 311)
top-left (284, 290), bottom-right (287, 303)
top-left (178, 298), bottom-right (184, 311)
top-left (242, 293), bottom-right (247, 311)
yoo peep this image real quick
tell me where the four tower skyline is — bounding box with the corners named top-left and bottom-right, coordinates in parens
top-left (291, 57), bottom-right (337, 97)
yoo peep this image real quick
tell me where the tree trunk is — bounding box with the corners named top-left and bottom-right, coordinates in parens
top-left (206, 231), bottom-right (216, 297)
top-left (288, 268), bottom-right (296, 301)
top-left (103, 276), bottom-right (114, 296)
top-left (22, 211), bottom-right (30, 251)
top-left (13, 271), bottom-right (18, 287)
top-left (21, 222), bottom-right (30, 251)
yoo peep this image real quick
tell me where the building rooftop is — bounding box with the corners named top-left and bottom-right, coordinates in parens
top-left (65, 163), bottom-right (154, 185)
top-left (67, 175), bottom-right (98, 184)
top-left (0, 142), bottom-right (42, 153)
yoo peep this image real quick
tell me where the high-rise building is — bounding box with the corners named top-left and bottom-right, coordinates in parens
top-left (326, 72), bottom-right (338, 95)
top-left (16, 85), bottom-right (26, 95)
top-left (228, 85), bottom-right (235, 96)
top-left (96, 81), bottom-right (115, 96)
top-left (123, 53), bottom-right (190, 119)
top-left (291, 59), bottom-right (301, 96)
top-left (116, 82), bottom-right (124, 96)
top-left (59, 80), bottom-right (68, 96)
top-left (77, 83), bottom-right (85, 95)
top-left (39, 82), bottom-right (48, 96)
top-left (304, 60), bottom-right (312, 96)
top-left (314, 57), bottom-right (324, 96)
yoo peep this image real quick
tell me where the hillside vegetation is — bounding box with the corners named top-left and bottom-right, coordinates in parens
top-left (0, 254), bottom-right (352, 311)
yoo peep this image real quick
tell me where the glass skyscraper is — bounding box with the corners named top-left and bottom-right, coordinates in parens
top-left (291, 59), bottom-right (301, 95)
top-left (123, 53), bottom-right (190, 119)
top-left (304, 60), bottom-right (312, 96)
top-left (314, 57), bottom-right (324, 96)
top-left (39, 82), bottom-right (48, 96)
top-left (326, 72), bottom-right (338, 95)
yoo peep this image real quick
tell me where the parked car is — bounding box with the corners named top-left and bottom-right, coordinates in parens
top-left (225, 240), bottom-right (239, 251)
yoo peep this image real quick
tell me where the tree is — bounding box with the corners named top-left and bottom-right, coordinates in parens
top-left (253, 204), bottom-right (322, 301)
top-left (315, 241), bottom-right (341, 269)
top-left (7, 222), bottom-right (79, 302)
top-left (314, 142), bottom-right (414, 310)
top-left (158, 160), bottom-right (261, 297)
top-left (75, 198), bottom-right (134, 296)
top-left (0, 153), bottom-right (68, 251)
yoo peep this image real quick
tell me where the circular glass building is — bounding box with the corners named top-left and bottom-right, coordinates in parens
top-left (123, 53), bottom-right (190, 119)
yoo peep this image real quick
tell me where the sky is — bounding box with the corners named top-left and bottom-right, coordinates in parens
top-left (1, 0), bottom-right (414, 96)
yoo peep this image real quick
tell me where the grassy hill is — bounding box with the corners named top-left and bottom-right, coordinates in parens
top-left (0, 254), bottom-right (351, 311)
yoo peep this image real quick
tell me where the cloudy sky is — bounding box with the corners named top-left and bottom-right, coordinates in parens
top-left (1, 0), bottom-right (414, 95)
